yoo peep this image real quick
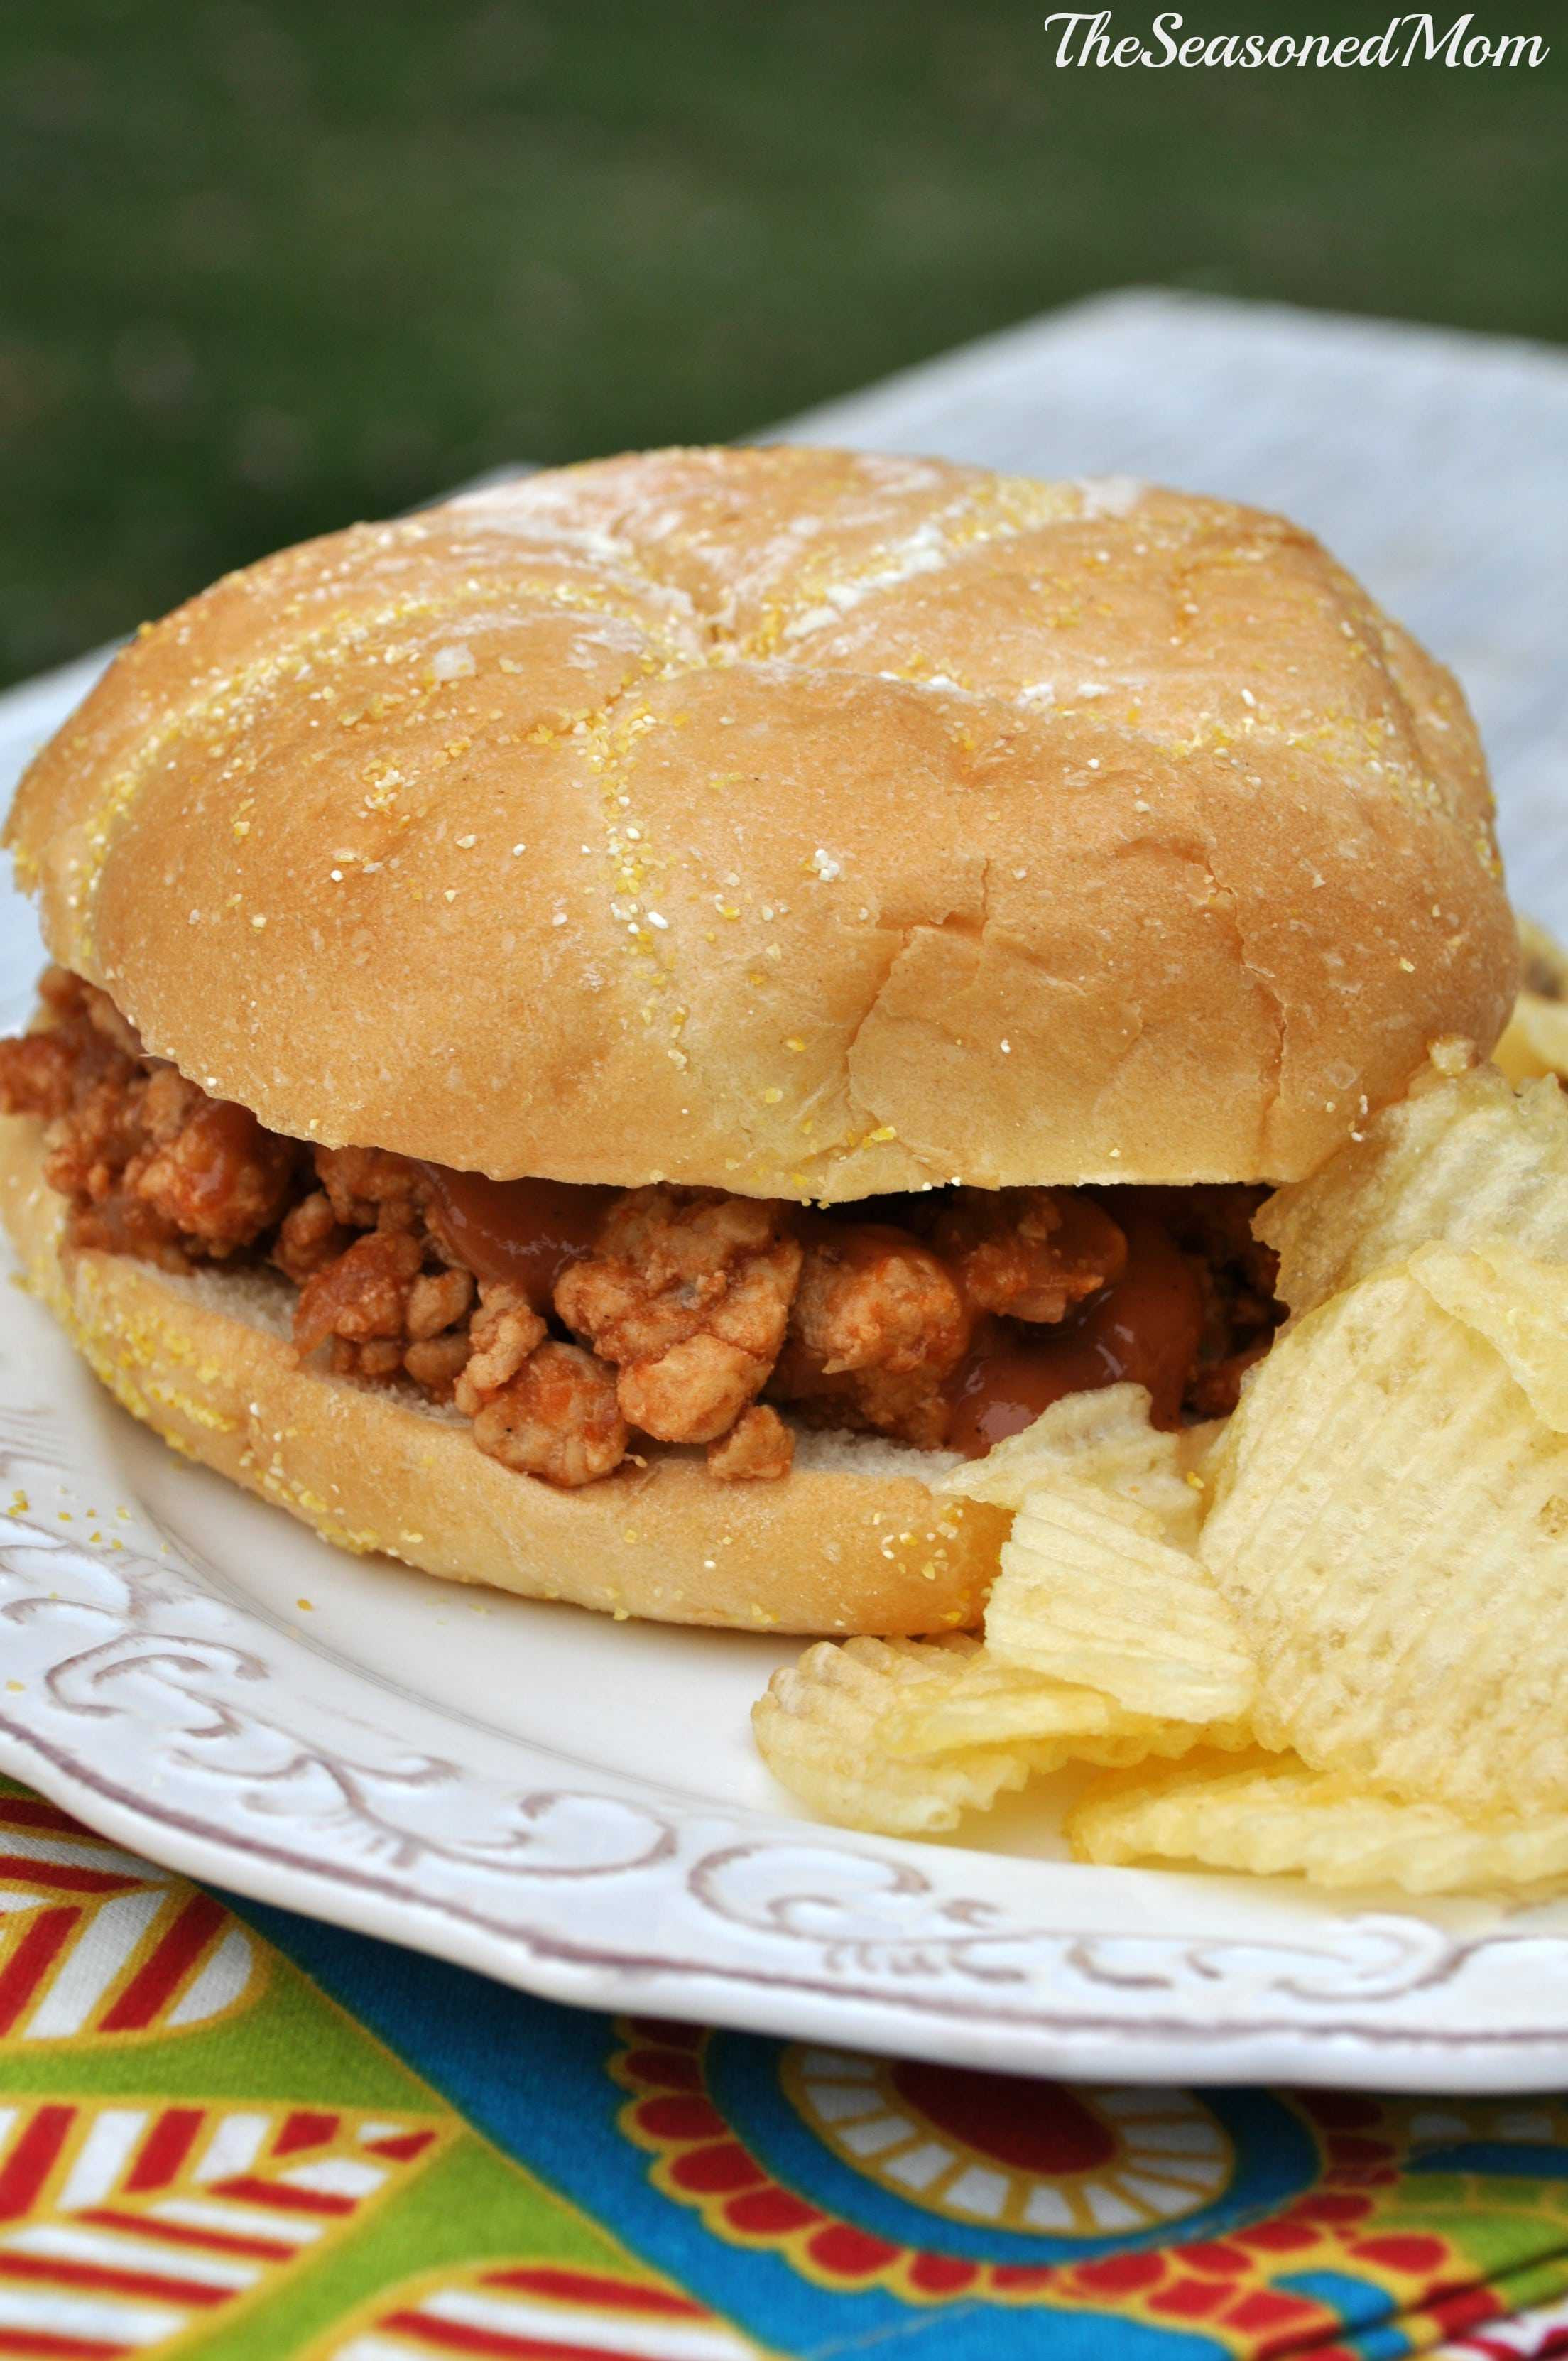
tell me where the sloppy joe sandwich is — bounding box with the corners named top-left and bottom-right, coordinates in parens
top-left (0, 447), bottom-right (1518, 1632)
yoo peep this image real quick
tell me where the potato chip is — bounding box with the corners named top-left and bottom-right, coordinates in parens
top-left (1069, 1750), bottom-right (1568, 1896)
top-left (751, 1634), bottom-right (1066, 1834)
top-left (984, 1482), bottom-right (1256, 1724)
top-left (940, 1380), bottom-right (1214, 1546)
top-left (1491, 911), bottom-right (1568, 1084)
top-left (1258, 1060), bottom-right (1568, 1321)
top-left (1200, 1268), bottom-right (1568, 1817)
top-left (874, 1646), bottom-right (1239, 1764)
top-left (1411, 1237), bottom-right (1568, 1431)
top-left (878, 1651), bottom-right (1140, 1757)
top-left (751, 1630), bottom-right (1243, 1832)
top-left (1519, 914), bottom-right (1568, 999)
top-left (1495, 992), bottom-right (1568, 1089)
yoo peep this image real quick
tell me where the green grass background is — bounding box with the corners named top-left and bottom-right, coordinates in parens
top-left (2, 0), bottom-right (1563, 687)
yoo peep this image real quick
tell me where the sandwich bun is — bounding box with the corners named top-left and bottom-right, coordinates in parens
top-left (5, 447), bottom-right (1516, 1199)
top-left (0, 447), bottom-right (1519, 1634)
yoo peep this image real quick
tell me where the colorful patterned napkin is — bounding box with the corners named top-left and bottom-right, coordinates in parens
top-left (6, 1773), bottom-right (1568, 2361)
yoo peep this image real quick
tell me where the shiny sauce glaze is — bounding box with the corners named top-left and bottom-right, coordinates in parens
top-left (418, 1164), bottom-right (616, 1308)
top-left (943, 1205), bottom-right (1206, 1455)
top-left (416, 1165), bottom-right (1226, 1447)
top-left (180, 1098), bottom-right (293, 1209)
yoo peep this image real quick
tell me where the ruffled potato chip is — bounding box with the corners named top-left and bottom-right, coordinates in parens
top-left (1410, 1237), bottom-right (1568, 1433)
top-left (1201, 1268), bottom-right (1568, 1817)
top-left (751, 1634), bottom-right (1068, 1834)
top-left (940, 1381), bottom-right (1210, 1542)
top-left (1496, 916), bottom-right (1568, 1085)
top-left (986, 1482), bottom-right (1256, 1724)
top-left (751, 1632), bottom-right (1236, 1833)
top-left (875, 1649), bottom-right (1236, 1764)
top-left (1258, 1062), bottom-right (1568, 1322)
top-left (1070, 1749), bottom-right (1568, 1896)
top-left (1495, 995), bottom-right (1568, 1089)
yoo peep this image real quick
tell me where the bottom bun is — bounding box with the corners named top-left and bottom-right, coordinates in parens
top-left (0, 1116), bottom-right (1004, 1633)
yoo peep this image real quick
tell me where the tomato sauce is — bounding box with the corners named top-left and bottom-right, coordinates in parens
top-left (943, 1205), bottom-right (1206, 1455)
top-left (418, 1164), bottom-right (616, 1308)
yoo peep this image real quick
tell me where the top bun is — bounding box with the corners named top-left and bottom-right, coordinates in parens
top-left (6, 447), bottom-right (1516, 1196)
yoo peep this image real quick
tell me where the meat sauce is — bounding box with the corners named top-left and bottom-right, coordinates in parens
top-left (177, 1097), bottom-right (291, 1216)
top-left (419, 1164), bottom-right (1219, 1455)
top-left (944, 1207), bottom-right (1204, 1453)
top-left (418, 1165), bottom-right (616, 1307)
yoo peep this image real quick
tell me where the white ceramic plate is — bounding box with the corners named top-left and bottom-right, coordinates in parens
top-left (9, 1242), bottom-right (1568, 2096)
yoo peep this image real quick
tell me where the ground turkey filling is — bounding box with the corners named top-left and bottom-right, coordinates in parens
top-left (0, 972), bottom-right (1283, 1489)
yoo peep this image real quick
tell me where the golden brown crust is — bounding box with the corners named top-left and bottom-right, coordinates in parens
top-left (5, 447), bottom-right (1516, 1193)
top-left (0, 1112), bottom-right (1003, 1632)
